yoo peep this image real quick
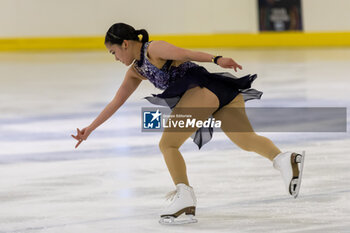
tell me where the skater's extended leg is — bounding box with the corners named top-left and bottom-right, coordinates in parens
top-left (212, 93), bottom-right (281, 161)
top-left (159, 86), bottom-right (219, 186)
top-left (213, 94), bottom-right (305, 197)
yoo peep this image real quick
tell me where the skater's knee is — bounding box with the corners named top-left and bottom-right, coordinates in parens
top-left (159, 138), bottom-right (179, 154)
top-left (158, 139), bottom-right (167, 153)
top-left (233, 133), bottom-right (259, 152)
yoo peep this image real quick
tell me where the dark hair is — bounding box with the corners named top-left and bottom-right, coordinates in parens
top-left (104, 23), bottom-right (149, 45)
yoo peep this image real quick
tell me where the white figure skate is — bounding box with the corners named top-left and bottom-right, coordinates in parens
top-left (159, 183), bottom-right (197, 225)
top-left (273, 151), bottom-right (305, 198)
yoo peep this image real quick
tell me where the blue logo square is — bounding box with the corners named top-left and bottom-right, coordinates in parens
top-left (143, 109), bottom-right (161, 129)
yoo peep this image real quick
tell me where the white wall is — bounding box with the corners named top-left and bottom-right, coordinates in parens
top-left (0, 0), bottom-right (258, 37)
top-left (302, 0), bottom-right (350, 32)
top-left (0, 0), bottom-right (349, 38)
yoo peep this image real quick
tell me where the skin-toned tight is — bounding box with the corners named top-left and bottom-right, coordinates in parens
top-left (158, 86), bottom-right (281, 186)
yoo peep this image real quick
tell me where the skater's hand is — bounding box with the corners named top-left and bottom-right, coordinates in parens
top-left (217, 57), bottom-right (242, 72)
top-left (71, 127), bottom-right (92, 149)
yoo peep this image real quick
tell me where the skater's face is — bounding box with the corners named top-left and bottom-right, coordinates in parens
top-left (105, 41), bottom-right (134, 66)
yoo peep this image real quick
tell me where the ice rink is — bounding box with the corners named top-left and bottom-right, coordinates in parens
top-left (0, 48), bottom-right (349, 233)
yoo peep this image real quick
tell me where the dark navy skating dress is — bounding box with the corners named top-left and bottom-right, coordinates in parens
top-left (133, 41), bottom-right (263, 149)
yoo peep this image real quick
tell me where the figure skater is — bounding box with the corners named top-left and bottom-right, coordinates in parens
top-left (72, 23), bottom-right (305, 225)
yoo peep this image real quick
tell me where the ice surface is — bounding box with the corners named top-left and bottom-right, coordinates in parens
top-left (0, 49), bottom-right (349, 232)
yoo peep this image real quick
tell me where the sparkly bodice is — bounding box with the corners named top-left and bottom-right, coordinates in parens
top-left (133, 41), bottom-right (199, 90)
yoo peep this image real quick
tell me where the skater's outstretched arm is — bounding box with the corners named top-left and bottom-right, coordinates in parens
top-left (71, 67), bottom-right (143, 148)
top-left (147, 40), bottom-right (243, 71)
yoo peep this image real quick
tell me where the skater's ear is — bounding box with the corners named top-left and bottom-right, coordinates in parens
top-left (122, 40), bottom-right (129, 50)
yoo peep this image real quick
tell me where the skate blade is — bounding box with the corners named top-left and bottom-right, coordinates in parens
top-left (159, 215), bottom-right (197, 225)
top-left (291, 151), bottom-right (305, 198)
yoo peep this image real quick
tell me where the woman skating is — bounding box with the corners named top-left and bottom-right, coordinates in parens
top-left (72, 23), bottom-right (305, 225)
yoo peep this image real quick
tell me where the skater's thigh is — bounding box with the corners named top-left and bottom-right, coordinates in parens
top-left (173, 86), bottom-right (219, 123)
top-left (160, 86), bottom-right (219, 148)
top-left (213, 93), bottom-right (255, 137)
top-left (175, 86), bottom-right (219, 108)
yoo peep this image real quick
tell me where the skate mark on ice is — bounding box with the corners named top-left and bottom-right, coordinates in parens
top-left (2, 213), bottom-right (152, 233)
top-left (197, 188), bottom-right (350, 210)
